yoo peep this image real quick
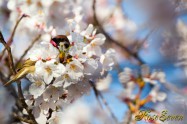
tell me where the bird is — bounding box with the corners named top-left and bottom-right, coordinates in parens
top-left (4, 35), bottom-right (71, 86)
top-left (51, 35), bottom-right (70, 51)
top-left (50, 35), bottom-right (71, 63)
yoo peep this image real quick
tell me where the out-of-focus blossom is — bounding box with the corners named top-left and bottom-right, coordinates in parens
top-left (148, 85), bottom-right (167, 103)
top-left (118, 65), bottom-right (167, 104)
top-left (100, 48), bottom-right (116, 71)
top-left (175, 20), bottom-right (187, 76)
top-left (119, 68), bottom-right (133, 84)
top-left (96, 74), bottom-right (112, 91)
top-left (59, 102), bottom-right (91, 124)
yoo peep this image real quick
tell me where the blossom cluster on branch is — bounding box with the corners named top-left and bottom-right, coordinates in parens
top-left (1, 0), bottom-right (187, 124)
top-left (20, 18), bottom-right (115, 123)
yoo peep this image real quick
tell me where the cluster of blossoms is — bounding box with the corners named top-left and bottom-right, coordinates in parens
top-left (21, 19), bottom-right (115, 123)
top-left (4, 0), bottom-right (84, 59)
top-left (0, 0), bottom-right (117, 123)
top-left (176, 20), bottom-right (187, 75)
top-left (1, 0), bottom-right (182, 124)
top-left (118, 65), bottom-right (167, 123)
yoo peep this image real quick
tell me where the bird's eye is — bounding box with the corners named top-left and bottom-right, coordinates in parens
top-left (52, 38), bottom-right (57, 41)
top-left (64, 43), bottom-right (70, 48)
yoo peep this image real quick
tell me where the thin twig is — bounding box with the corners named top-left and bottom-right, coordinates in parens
top-left (15, 34), bottom-right (41, 67)
top-left (0, 14), bottom-right (28, 60)
top-left (132, 28), bottom-right (156, 53)
top-left (0, 31), bottom-right (37, 124)
top-left (89, 81), bottom-right (103, 109)
top-left (89, 80), bottom-right (118, 123)
top-left (8, 14), bottom-right (28, 46)
top-left (163, 81), bottom-right (185, 95)
top-left (124, 110), bottom-right (132, 124)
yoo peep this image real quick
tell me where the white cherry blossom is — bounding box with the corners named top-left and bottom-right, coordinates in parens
top-left (96, 74), bottom-right (112, 91)
top-left (66, 58), bottom-right (84, 81)
top-left (119, 68), bottom-right (133, 84)
top-left (35, 60), bottom-right (66, 84)
top-left (149, 86), bottom-right (167, 103)
top-left (83, 37), bottom-right (105, 57)
top-left (29, 81), bottom-right (46, 99)
top-left (100, 48), bottom-right (116, 71)
top-left (28, 42), bottom-right (59, 61)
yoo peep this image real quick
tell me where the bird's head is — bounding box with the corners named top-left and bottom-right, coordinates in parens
top-left (50, 35), bottom-right (70, 52)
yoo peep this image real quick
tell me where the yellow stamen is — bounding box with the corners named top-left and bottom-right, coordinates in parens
top-left (45, 66), bottom-right (52, 74)
top-left (35, 81), bottom-right (42, 87)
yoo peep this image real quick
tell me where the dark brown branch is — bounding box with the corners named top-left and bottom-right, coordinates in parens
top-left (15, 34), bottom-right (41, 67)
top-left (0, 31), bottom-right (37, 124)
top-left (17, 82), bottom-right (37, 124)
top-left (8, 14), bottom-right (29, 46)
top-left (0, 32), bottom-right (16, 74)
top-left (0, 70), bottom-right (7, 84)
top-left (13, 113), bottom-right (34, 124)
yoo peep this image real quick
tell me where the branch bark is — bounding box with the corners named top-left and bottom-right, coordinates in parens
top-left (0, 31), bottom-right (37, 124)
top-left (0, 14), bottom-right (28, 60)
top-left (89, 80), bottom-right (118, 123)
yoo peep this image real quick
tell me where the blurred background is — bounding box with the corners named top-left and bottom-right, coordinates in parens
top-left (0, 0), bottom-right (187, 124)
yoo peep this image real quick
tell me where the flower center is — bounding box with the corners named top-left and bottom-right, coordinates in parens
top-left (45, 66), bottom-right (52, 74)
top-left (70, 64), bottom-right (76, 70)
top-left (35, 81), bottom-right (42, 87)
top-left (27, 0), bottom-right (32, 5)
top-left (91, 43), bottom-right (96, 47)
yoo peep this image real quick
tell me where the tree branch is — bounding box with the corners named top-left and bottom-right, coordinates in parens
top-left (0, 14), bottom-right (28, 60)
top-left (92, 0), bottom-right (186, 97)
top-left (89, 81), bottom-right (103, 109)
top-left (13, 113), bottom-right (34, 124)
top-left (0, 31), bottom-right (37, 124)
top-left (89, 80), bottom-right (118, 123)
top-left (8, 14), bottom-right (29, 46)
top-left (0, 32), bottom-right (16, 74)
